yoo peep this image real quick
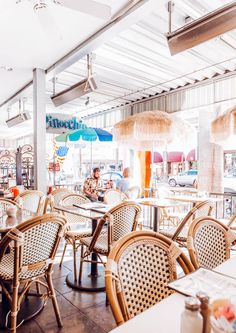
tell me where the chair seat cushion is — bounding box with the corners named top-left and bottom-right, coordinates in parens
top-left (80, 233), bottom-right (108, 254)
top-left (65, 229), bottom-right (92, 240)
top-left (0, 252), bottom-right (47, 281)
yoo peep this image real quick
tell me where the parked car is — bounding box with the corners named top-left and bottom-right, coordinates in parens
top-left (168, 170), bottom-right (198, 188)
top-left (101, 171), bottom-right (122, 186)
top-left (168, 170), bottom-right (236, 192)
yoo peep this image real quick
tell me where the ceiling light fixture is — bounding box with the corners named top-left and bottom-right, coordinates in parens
top-left (5, 99), bottom-right (31, 128)
top-left (51, 54), bottom-right (97, 107)
top-left (166, 1), bottom-right (236, 55)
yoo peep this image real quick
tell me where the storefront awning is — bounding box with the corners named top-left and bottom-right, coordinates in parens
top-left (186, 149), bottom-right (196, 161)
top-left (168, 151), bottom-right (185, 162)
top-left (153, 152), bottom-right (163, 163)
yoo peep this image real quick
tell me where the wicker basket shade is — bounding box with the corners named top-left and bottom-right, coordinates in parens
top-left (114, 111), bottom-right (174, 149)
top-left (211, 106), bottom-right (236, 144)
top-left (113, 110), bottom-right (195, 150)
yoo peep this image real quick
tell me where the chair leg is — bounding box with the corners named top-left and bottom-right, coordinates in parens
top-left (105, 294), bottom-right (109, 306)
top-left (36, 281), bottom-right (41, 294)
top-left (59, 243), bottom-right (67, 268)
top-left (73, 240), bottom-right (78, 282)
top-left (10, 284), bottom-right (19, 333)
top-left (46, 273), bottom-right (62, 328)
top-left (78, 244), bottom-right (84, 283)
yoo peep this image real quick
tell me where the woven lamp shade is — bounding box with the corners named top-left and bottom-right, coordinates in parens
top-left (113, 111), bottom-right (174, 150)
top-left (211, 106), bottom-right (236, 144)
top-left (114, 110), bottom-right (196, 151)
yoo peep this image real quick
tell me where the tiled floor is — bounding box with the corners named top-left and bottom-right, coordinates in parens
top-left (0, 244), bottom-right (117, 333)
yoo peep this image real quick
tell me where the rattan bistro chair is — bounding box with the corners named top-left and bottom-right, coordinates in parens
top-left (105, 230), bottom-right (194, 326)
top-left (125, 186), bottom-right (140, 200)
top-left (0, 214), bottom-right (67, 333)
top-left (15, 190), bottom-right (45, 214)
top-left (79, 202), bottom-right (141, 283)
top-left (227, 213), bottom-right (236, 229)
top-left (187, 216), bottom-right (236, 270)
top-left (0, 198), bottom-right (21, 211)
top-left (59, 194), bottom-right (92, 281)
top-left (160, 201), bottom-right (213, 247)
top-left (49, 188), bottom-right (72, 211)
top-left (104, 189), bottom-right (128, 205)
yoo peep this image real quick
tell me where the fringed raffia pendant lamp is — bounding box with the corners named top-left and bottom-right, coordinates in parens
top-left (114, 110), bottom-right (196, 151)
top-left (113, 111), bottom-right (174, 150)
top-left (211, 106), bottom-right (236, 144)
top-left (114, 110), bottom-right (196, 188)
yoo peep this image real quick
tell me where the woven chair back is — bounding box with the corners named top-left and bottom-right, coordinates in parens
top-left (50, 188), bottom-right (71, 209)
top-left (61, 194), bottom-right (90, 224)
top-left (15, 190), bottom-right (45, 214)
top-left (0, 198), bottom-right (21, 211)
top-left (187, 217), bottom-right (236, 269)
top-left (105, 230), bottom-right (194, 325)
top-left (104, 189), bottom-right (128, 205)
top-left (172, 200), bottom-right (213, 241)
top-left (125, 186), bottom-right (140, 200)
top-left (0, 214), bottom-right (66, 280)
top-left (105, 202), bottom-right (141, 242)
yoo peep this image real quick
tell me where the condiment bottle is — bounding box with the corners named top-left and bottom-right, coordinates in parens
top-left (181, 297), bottom-right (203, 333)
top-left (196, 292), bottom-right (211, 333)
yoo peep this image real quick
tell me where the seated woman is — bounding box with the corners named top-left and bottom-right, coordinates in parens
top-left (83, 167), bottom-right (104, 202)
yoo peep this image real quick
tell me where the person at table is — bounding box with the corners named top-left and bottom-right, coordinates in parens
top-left (116, 167), bottom-right (133, 193)
top-left (83, 167), bottom-right (104, 202)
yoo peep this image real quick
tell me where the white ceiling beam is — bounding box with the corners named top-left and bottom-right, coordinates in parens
top-left (46, 0), bottom-right (156, 79)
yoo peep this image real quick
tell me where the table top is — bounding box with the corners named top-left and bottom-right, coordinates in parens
top-left (166, 195), bottom-right (221, 204)
top-left (0, 209), bottom-right (36, 233)
top-left (109, 256), bottom-right (236, 333)
top-left (170, 187), bottom-right (198, 194)
top-left (54, 205), bottom-right (107, 220)
top-left (135, 198), bottom-right (187, 208)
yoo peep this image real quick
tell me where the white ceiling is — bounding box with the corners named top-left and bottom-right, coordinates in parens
top-left (0, 0), bottom-right (130, 104)
top-left (1, 0), bottom-right (236, 139)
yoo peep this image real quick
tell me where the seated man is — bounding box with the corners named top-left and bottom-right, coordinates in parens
top-left (116, 167), bottom-right (133, 193)
top-left (83, 167), bottom-right (104, 202)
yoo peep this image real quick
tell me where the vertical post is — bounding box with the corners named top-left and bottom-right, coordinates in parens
top-left (162, 149), bottom-right (168, 181)
top-left (198, 109), bottom-right (224, 193)
top-left (33, 68), bottom-right (46, 193)
top-left (15, 147), bottom-right (22, 185)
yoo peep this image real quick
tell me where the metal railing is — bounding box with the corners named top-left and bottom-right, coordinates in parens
top-left (140, 191), bottom-right (236, 230)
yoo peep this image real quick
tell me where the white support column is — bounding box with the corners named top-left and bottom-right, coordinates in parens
top-left (33, 68), bottom-right (47, 193)
top-left (198, 109), bottom-right (224, 193)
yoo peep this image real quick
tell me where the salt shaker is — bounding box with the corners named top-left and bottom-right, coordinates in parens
top-left (196, 292), bottom-right (211, 333)
top-left (181, 297), bottom-right (203, 333)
